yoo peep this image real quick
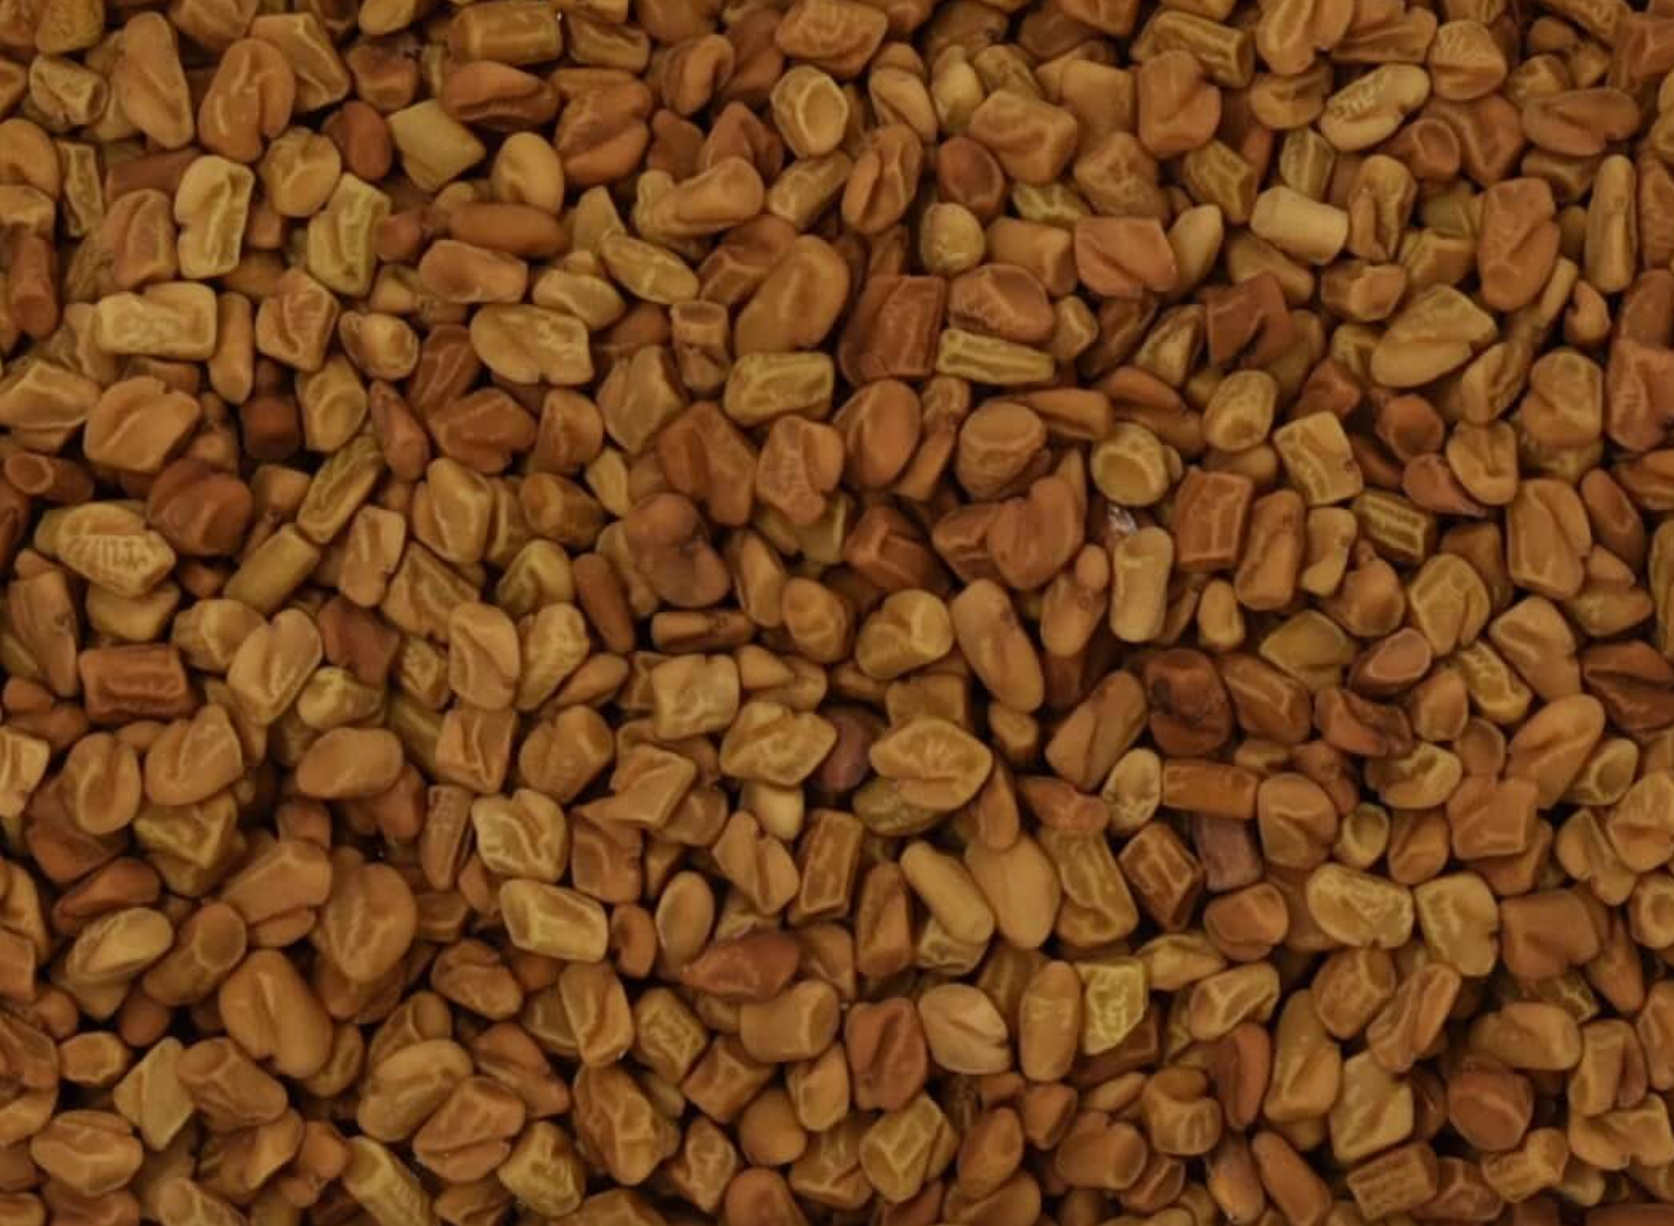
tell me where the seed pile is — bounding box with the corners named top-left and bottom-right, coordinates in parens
top-left (4, 0), bottom-right (1674, 1224)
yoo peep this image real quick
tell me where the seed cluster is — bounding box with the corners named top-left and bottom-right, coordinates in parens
top-left (4, 0), bottom-right (1674, 1225)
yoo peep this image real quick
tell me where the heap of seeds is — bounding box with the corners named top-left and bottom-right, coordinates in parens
top-left (4, 0), bottom-right (1674, 1225)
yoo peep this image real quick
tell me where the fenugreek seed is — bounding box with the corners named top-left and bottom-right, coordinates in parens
top-left (4, 2), bottom-right (1673, 1220)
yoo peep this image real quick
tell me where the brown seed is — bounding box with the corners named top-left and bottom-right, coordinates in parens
top-left (4, 1), bottom-right (1674, 1219)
